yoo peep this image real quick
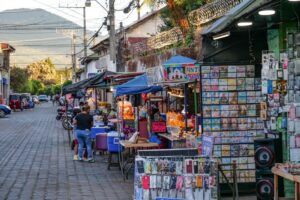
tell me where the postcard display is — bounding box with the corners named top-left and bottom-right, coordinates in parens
top-left (201, 65), bottom-right (264, 183)
top-left (134, 156), bottom-right (218, 200)
top-left (261, 51), bottom-right (288, 136)
top-left (287, 32), bottom-right (300, 162)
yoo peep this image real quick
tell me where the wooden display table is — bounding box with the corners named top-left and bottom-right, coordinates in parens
top-left (158, 133), bottom-right (186, 148)
top-left (119, 140), bottom-right (159, 148)
top-left (272, 166), bottom-right (300, 200)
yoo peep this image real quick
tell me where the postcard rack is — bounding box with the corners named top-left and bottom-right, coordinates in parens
top-left (201, 65), bottom-right (264, 184)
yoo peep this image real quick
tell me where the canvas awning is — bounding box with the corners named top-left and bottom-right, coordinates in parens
top-left (62, 71), bottom-right (117, 95)
top-left (115, 74), bottom-right (162, 97)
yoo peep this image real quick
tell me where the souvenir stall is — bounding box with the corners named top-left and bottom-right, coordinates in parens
top-left (158, 55), bottom-right (201, 150)
top-left (115, 74), bottom-right (163, 179)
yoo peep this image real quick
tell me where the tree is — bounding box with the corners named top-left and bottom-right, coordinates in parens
top-left (10, 67), bottom-right (29, 93)
top-left (62, 80), bottom-right (72, 87)
top-left (26, 58), bottom-right (57, 85)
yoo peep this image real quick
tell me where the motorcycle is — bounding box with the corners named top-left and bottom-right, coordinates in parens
top-left (56, 106), bottom-right (66, 120)
top-left (61, 107), bottom-right (81, 130)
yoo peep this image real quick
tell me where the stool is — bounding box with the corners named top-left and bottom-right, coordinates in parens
top-left (107, 152), bottom-right (120, 170)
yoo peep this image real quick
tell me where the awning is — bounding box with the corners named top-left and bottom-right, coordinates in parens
top-left (90, 72), bottom-right (143, 88)
top-left (62, 71), bottom-right (117, 95)
top-left (203, 0), bottom-right (274, 35)
top-left (164, 55), bottom-right (196, 65)
top-left (115, 74), bottom-right (162, 97)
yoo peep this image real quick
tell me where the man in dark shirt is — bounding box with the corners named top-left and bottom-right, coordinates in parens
top-left (73, 105), bottom-right (94, 162)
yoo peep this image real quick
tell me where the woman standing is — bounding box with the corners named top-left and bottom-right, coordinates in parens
top-left (73, 105), bottom-right (95, 162)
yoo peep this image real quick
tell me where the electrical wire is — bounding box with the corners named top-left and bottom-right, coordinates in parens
top-left (32, 0), bottom-right (84, 20)
top-left (1, 36), bottom-right (70, 43)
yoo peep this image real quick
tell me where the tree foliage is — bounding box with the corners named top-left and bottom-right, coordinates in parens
top-left (10, 67), bottom-right (28, 93)
top-left (26, 58), bottom-right (57, 85)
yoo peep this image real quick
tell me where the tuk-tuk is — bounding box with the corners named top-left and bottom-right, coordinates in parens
top-left (9, 94), bottom-right (24, 111)
top-left (21, 93), bottom-right (34, 109)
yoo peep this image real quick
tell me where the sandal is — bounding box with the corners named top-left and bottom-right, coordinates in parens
top-left (88, 159), bottom-right (95, 163)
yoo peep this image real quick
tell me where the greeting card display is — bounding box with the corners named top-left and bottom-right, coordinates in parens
top-left (201, 65), bottom-right (263, 184)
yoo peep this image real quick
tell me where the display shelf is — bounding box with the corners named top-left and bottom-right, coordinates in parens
top-left (201, 65), bottom-right (263, 184)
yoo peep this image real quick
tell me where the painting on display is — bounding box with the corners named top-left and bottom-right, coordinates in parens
top-left (164, 64), bottom-right (200, 81)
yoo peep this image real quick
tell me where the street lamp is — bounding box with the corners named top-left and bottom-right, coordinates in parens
top-left (85, 0), bottom-right (108, 13)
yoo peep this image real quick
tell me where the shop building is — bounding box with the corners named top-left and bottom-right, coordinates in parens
top-left (0, 43), bottom-right (15, 105)
top-left (202, 0), bottom-right (300, 198)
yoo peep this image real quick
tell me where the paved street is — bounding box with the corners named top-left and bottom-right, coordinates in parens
top-left (0, 103), bottom-right (133, 200)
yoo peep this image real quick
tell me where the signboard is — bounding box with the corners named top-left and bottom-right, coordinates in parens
top-left (164, 64), bottom-right (200, 81)
top-left (152, 121), bottom-right (167, 133)
top-left (202, 136), bottom-right (214, 157)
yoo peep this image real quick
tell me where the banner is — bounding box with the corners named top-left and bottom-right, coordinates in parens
top-left (164, 64), bottom-right (200, 81)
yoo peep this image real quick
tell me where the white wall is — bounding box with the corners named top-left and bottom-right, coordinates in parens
top-left (126, 14), bottom-right (164, 38)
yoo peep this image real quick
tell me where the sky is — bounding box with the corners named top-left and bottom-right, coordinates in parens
top-left (0, 0), bottom-right (152, 34)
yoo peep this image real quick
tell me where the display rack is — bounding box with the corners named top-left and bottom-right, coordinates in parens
top-left (201, 65), bottom-right (264, 184)
top-left (134, 154), bottom-right (217, 200)
top-left (287, 32), bottom-right (300, 162)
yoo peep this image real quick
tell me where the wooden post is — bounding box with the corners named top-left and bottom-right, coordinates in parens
top-left (274, 174), bottom-right (278, 200)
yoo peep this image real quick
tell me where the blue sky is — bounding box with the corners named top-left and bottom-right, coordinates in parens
top-left (0, 0), bottom-right (152, 32)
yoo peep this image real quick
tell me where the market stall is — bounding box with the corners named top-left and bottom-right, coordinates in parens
top-left (158, 55), bottom-right (201, 150)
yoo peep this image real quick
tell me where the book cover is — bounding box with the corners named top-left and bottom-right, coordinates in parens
top-left (211, 79), bottom-right (219, 91)
top-left (220, 92), bottom-right (229, 104)
top-left (246, 78), bottom-right (254, 90)
top-left (229, 92), bottom-right (238, 104)
top-left (203, 106), bottom-right (212, 118)
top-left (211, 66), bottom-right (220, 78)
top-left (211, 106), bottom-right (221, 118)
top-left (220, 105), bottom-right (230, 117)
top-left (228, 79), bottom-right (237, 90)
top-left (237, 78), bottom-right (246, 90)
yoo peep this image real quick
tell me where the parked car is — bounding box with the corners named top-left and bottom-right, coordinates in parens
top-left (9, 94), bottom-right (24, 111)
top-left (0, 104), bottom-right (11, 118)
top-left (38, 95), bottom-right (49, 102)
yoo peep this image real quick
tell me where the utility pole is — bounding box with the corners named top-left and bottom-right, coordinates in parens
top-left (137, 0), bottom-right (141, 20)
top-left (109, 0), bottom-right (116, 65)
top-left (71, 33), bottom-right (77, 82)
top-left (83, 7), bottom-right (88, 78)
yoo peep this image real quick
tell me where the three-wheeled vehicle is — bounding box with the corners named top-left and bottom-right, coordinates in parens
top-left (9, 94), bottom-right (24, 111)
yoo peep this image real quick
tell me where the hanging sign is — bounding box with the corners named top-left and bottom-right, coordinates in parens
top-left (164, 64), bottom-right (200, 81)
top-left (152, 121), bottom-right (167, 133)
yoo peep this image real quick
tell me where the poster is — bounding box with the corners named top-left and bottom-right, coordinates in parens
top-left (164, 64), bottom-right (200, 81)
top-left (202, 136), bottom-right (214, 157)
top-left (184, 64), bottom-right (200, 80)
top-left (166, 64), bottom-right (186, 81)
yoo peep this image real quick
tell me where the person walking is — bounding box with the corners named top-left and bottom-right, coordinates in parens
top-left (73, 105), bottom-right (95, 163)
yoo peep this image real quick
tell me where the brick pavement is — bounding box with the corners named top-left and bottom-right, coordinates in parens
top-left (0, 103), bottom-right (133, 200)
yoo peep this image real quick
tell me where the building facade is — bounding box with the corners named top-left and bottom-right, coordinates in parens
top-left (0, 43), bottom-right (15, 105)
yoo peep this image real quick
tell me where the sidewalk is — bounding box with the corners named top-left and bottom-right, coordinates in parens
top-left (0, 103), bottom-right (133, 200)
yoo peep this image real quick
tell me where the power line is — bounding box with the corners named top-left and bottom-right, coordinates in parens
top-left (32, 0), bottom-right (84, 20)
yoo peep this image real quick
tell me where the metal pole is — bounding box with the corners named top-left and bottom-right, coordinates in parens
top-left (137, 0), bottom-right (141, 20)
top-left (83, 7), bottom-right (88, 78)
top-left (193, 80), bottom-right (198, 135)
top-left (109, 0), bottom-right (116, 64)
top-left (72, 33), bottom-right (77, 82)
top-left (184, 83), bottom-right (188, 132)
